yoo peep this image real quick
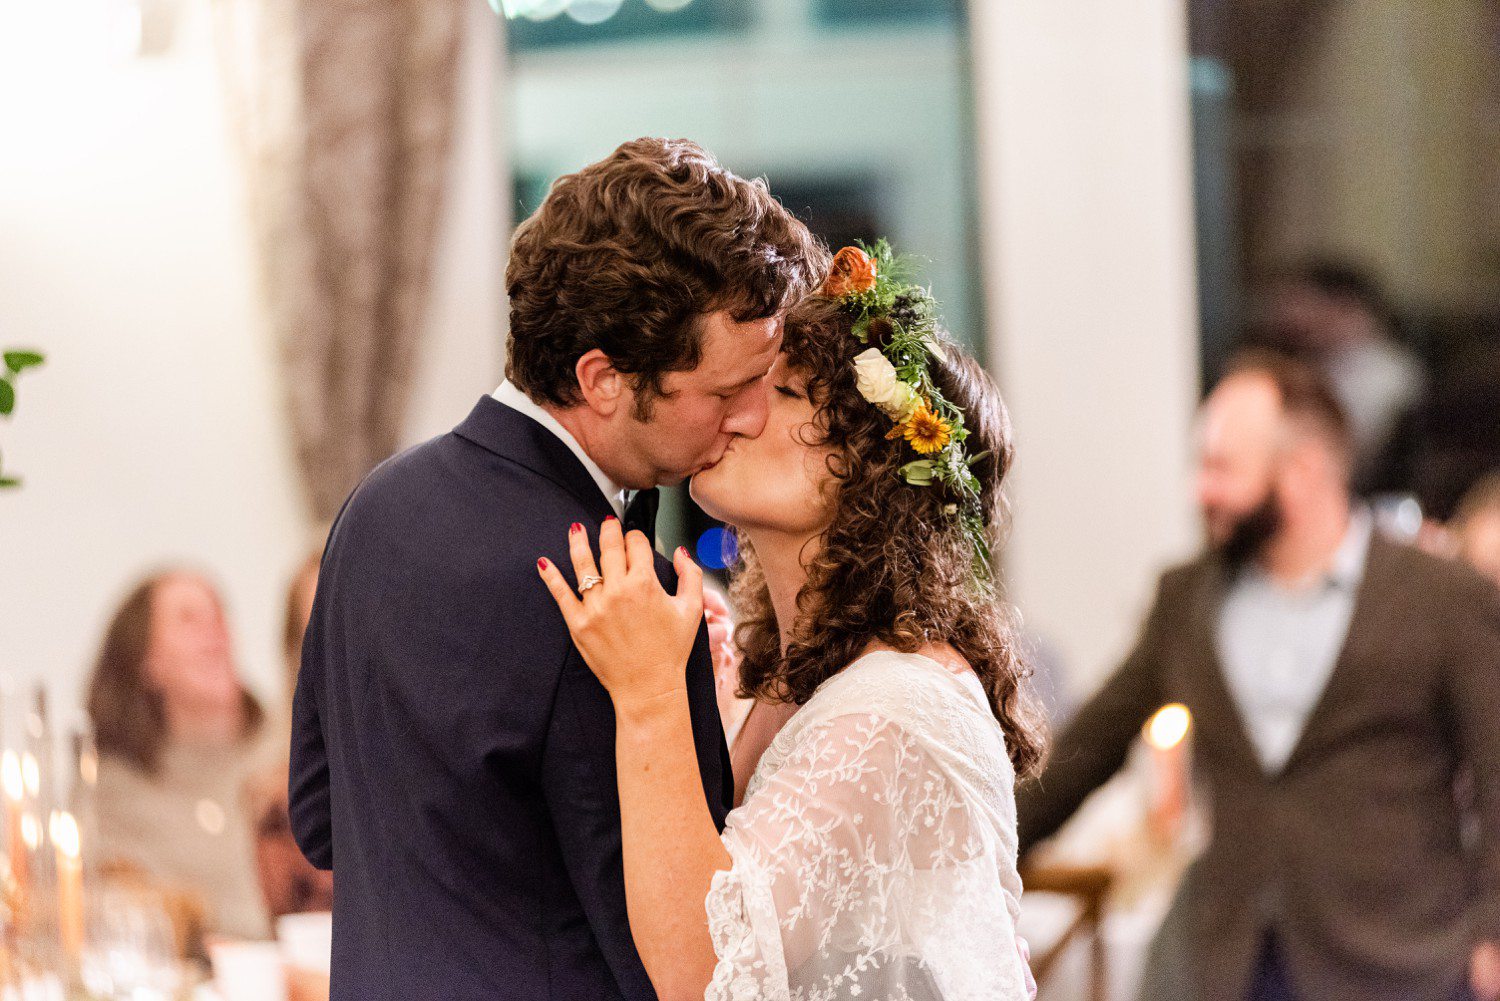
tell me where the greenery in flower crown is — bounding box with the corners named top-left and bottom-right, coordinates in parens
top-left (821, 240), bottom-right (994, 588)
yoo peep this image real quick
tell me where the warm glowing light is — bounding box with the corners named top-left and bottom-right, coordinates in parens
top-left (20, 814), bottom-right (42, 852)
top-left (0, 0), bottom-right (147, 79)
top-left (2, 751), bottom-right (22, 802)
top-left (79, 749), bottom-right (99, 788)
top-left (21, 754), bottom-right (40, 798)
top-left (50, 812), bottom-right (81, 860)
top-left (196, 799), bottom-right (226, 836)
top-left (1145, 704), bottom-right (1192, 751)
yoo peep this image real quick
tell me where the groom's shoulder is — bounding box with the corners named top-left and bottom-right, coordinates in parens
top-left (348, 428), bottom-right (586, 516)
top-left (330, 430), bottom-right (601, 567)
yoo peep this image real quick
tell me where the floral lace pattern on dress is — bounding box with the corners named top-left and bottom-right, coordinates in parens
top-left (705, 652), bottom-right (1027, 1001)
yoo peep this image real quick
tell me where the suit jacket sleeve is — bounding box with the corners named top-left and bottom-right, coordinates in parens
top-left (1443, 570), bottom-right (1500, 937)
top-left (541, 646), bottom-right (651, 997)
top-left (540, 614), bottom-right (721, 997)
top-left (1016, 571), bottom-right (1175, 854)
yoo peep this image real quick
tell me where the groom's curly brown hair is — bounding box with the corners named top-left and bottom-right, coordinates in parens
top-left (729, 297), bottom-right (1047, 777)
top-left (505, 138), bottom-right (827, 416)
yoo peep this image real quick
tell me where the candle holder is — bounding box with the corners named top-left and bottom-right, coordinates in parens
top-left (0, 681), bottom-right (82, 997)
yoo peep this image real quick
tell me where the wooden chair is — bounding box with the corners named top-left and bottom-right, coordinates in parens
top-left (1019, 862), bottom-right (1114, 1001)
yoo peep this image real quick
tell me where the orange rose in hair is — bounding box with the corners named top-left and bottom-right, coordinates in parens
top-left (821, 246), bottom-right (878, 298)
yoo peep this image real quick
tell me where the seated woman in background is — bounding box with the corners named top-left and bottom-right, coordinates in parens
top-left (247, 550), bottom-right (334, 921)
top-left (86, 568), bottom-right (277, 941)
top-left (281, 550), bottom-right (321, 713)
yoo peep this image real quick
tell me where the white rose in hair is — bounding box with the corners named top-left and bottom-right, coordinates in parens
top-left (853, 348), bottom-right (919, 420)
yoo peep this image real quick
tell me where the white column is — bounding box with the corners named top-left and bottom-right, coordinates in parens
top-left (970, 0), bottom-right (1201, 693)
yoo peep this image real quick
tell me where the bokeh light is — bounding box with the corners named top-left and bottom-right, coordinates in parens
top-left (565, 0), bottom-right (625, 25)
top-left (696, 527), bottom-right (738, 571)
top-left (492, 0), bottom-right (570, 19)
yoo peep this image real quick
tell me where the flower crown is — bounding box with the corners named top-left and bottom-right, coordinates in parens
top-left (820, 241), bottom-right (994, 586)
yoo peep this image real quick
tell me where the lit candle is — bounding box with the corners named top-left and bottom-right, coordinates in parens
top-left (1144, 703), bottom-right (1192, 841)
top-left (2, 749), bottom-right (29, 926)
top-left (20, 753), bottom-right (39, 800)
top-left (51, 810), bottom-right (83, 962)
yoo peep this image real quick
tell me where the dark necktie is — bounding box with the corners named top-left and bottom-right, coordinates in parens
top-left (623, 487), bottom-right (660, 546)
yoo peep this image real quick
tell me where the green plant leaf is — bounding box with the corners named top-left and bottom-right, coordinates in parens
top-left (0, 378), bottom-right (14, 416)
top-left (3, 351), bottom-right (44, 374)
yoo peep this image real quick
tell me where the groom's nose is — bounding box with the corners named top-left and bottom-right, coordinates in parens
top-left (720, 380), bottom-right (771, 439)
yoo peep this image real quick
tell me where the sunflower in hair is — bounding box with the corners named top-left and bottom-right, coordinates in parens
top-left (898, 401), bottom-right (953, 455)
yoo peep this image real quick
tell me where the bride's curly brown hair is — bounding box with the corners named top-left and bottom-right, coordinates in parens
top-left (729, 294), bottom-right (1046, 777)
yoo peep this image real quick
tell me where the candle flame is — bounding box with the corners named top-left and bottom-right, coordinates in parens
top-left (1145, 703), bottom-right (1192, 751)
top-left (79, 749), bottom-right (99, 787)
top-left (20, 814), bottom-right (42, 852)
top-left (51, 811), bottom-right (80, 860)
top-left (21, 754), bottom-right (39, 798)
top-left (2, 750), bottom-right (22, 802)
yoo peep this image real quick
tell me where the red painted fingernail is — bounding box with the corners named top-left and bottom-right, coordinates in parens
top-left (605, 515), bottom-right (618, 523)
top-left (677, 547), bottom-right (688, 557)
top-left (537, 558), bottom-right (549, 570)
top-left (570, 522), bottom-right (582, 534)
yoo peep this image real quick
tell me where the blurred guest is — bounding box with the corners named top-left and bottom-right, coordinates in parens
top-left (1454, 473), bottom-right (1500, 590)
top-left (1266, 260), bottom-right (1424, 489)
top-left (1017, 351), bottom-right (1500, 1001)
top-left (247, 767), bottom-right (334, 921)
top-left (86, 569), bottom-right (276, 940)
top-left (282, 550), bottom-right (322, 711)
top-left (249, 551), bottom-right (334, 921)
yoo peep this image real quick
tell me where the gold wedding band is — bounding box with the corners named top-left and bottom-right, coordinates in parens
top-left (578, 575), bottom-right (604, 595)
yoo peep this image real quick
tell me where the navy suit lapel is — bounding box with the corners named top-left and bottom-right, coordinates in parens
top-left (453, 395), bottom-right (616, 523)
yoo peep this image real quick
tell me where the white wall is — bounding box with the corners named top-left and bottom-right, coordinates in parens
top-left (0, 0), bottom-right (503, 724)
top-left (970, 0), bottom-right (1201, 692)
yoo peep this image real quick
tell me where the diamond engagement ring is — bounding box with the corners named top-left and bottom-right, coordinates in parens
top-left (578, 575), bottom-right (604, 595)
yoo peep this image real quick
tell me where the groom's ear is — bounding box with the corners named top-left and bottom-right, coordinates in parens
top-left (575, 349), bottom-right (625, 417)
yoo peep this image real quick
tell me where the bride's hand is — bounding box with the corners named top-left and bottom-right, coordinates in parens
top-left (537, 516), bottom-right (705, 712)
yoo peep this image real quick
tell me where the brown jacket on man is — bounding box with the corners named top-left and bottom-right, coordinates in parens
top-left (1018, 532), bottom-right (1500, 1000)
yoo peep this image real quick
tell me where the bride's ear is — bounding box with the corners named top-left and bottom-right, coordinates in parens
top-left (575, 349), bottom-right (625, 417)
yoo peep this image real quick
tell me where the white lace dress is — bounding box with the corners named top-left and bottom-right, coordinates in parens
top-left (705, 650), bottom-right (1028, 1001)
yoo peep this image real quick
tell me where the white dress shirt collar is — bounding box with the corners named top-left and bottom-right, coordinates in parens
top-left (493, 381), bottom-right (628, 519)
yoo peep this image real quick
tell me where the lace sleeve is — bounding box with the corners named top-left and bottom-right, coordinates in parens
top-left (705, 711), bottom-right (1026, 1001)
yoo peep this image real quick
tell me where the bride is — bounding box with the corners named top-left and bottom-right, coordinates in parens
top-left (537, 244), bottom-right (1043, 1001)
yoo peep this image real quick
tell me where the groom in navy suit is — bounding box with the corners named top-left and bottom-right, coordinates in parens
top-left (289, 138), bottom-right (825, 1001)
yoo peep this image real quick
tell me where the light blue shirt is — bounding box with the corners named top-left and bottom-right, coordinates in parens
top-left (1216, 508), bottom-right (1374, 775)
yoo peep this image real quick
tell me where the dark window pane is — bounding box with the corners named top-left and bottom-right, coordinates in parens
top-left (811, 0), bottom-right (960, 27)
